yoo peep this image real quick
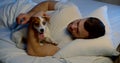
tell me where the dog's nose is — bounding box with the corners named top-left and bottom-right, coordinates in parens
top-left (40, 29), bottom-right (44, 32)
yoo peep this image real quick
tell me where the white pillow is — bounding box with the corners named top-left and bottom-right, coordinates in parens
top-left (87, 6), bottom-right (111, 34)
top-left (52, 6), bottom-right (119, 58)
top-left (53, 35), bottom-right (119, 58)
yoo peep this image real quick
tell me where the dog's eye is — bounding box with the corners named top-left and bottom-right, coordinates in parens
top-left (34, 22), bottom-right (39, 26)
top-left (42, 22), bottom-right (46, 25)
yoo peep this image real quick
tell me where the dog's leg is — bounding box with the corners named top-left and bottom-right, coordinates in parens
top-left (12, 28), bottom-right (27, 49)
top-left (44, 26), bottom-right (58, 45)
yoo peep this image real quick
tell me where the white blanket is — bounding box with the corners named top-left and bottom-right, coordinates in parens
top-left (0, 0), bottom-right (113, 63)
top-left (0, 0), bottom-right (63, 63)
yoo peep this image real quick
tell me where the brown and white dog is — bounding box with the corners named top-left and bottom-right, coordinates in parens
top-left (27, 16), bottom-right (57, 46)
top-left (26, 16), bottom-right (59, 56)
top-left (12, 15), bottom-right (57, 50)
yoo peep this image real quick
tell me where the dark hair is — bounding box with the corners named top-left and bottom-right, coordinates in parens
top-left (84, 17), bottom-right (105, 39)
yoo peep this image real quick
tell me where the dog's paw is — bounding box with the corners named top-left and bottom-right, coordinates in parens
top-left (45, 37), bottom-right (58, 46)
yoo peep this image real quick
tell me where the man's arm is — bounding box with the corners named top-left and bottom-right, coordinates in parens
top-left (28, 1), bottom-right (58, 17)
top-left (16, 1), bottom-right (58, 24)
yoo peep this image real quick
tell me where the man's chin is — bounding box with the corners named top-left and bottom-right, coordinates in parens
top-left (69, 33), bottom-right (77, 40)
top-left (67, 30), bottom-right (74, 39)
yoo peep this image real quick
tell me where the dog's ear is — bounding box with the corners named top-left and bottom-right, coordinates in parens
top-left (29, 17), bottom-right (39, 24)
top-left (43, 16), bottom-right (50, 22)
top-left (42, 13), bottom-right (50, 22)
top-left (30, 17), bottom-right (34, 23)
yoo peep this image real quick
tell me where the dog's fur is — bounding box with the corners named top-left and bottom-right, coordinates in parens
top-left (27, 16), bottom-right (57, 46)
top-left (12, 16), bottom-right (57, 49)
top-left (26, 16), bottom-right (59, 56)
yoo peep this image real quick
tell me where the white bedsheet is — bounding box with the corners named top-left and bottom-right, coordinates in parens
top-left (0, 29), bottom-right (113, 63)
top-left (0, 0), bottom-right (113, 63)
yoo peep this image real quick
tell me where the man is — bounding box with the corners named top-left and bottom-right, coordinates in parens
top-left (67, 17), bottom-right (105, 39)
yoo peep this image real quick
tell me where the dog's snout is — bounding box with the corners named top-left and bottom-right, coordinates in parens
top-left (40, 29), bottom-right (44, 32)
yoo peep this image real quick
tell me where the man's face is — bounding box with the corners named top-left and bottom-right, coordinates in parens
top-left (67, 18), bottom-right (89, 39)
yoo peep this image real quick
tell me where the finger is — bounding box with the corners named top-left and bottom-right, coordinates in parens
top-left (21, 20), bottom-right (28, 24)
top-left (16, 17), bottom-right (22, 24)
top-left (43, 12), bottom-right (47, 16)
top-left (16, 14), bottom-right (25, 24)
top-left (43, 13), bottom-right (50, 18)
top-left (21, 18), bottom-right (29, 24)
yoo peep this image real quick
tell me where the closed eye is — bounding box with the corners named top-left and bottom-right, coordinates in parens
top-left (77, 21), bottom-right (80, 34)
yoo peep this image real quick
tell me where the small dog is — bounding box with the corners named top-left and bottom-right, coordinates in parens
top-left (12, 15), bottom-right (57, 50)
top-left (27, 16), bottom-right (57, 46)
top-left (26, 16), bottom-right (59, 56)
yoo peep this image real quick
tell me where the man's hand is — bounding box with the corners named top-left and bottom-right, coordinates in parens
top-left (16, 1), bottom-right (57, 25)
top-left (16, 13), bottom-right (31, 24)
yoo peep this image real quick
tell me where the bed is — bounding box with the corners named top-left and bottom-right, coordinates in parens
top-left (0, 0), bottom-right (120, 63)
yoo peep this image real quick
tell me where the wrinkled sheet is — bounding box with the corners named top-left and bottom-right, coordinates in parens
top-left (0, 0), bottom-right (64, 63)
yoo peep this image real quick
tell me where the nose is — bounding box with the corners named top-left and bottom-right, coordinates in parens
top-left (71, 23), bottom-right (77, 29)
top-left (40, 29), bottom-right (44, 33)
